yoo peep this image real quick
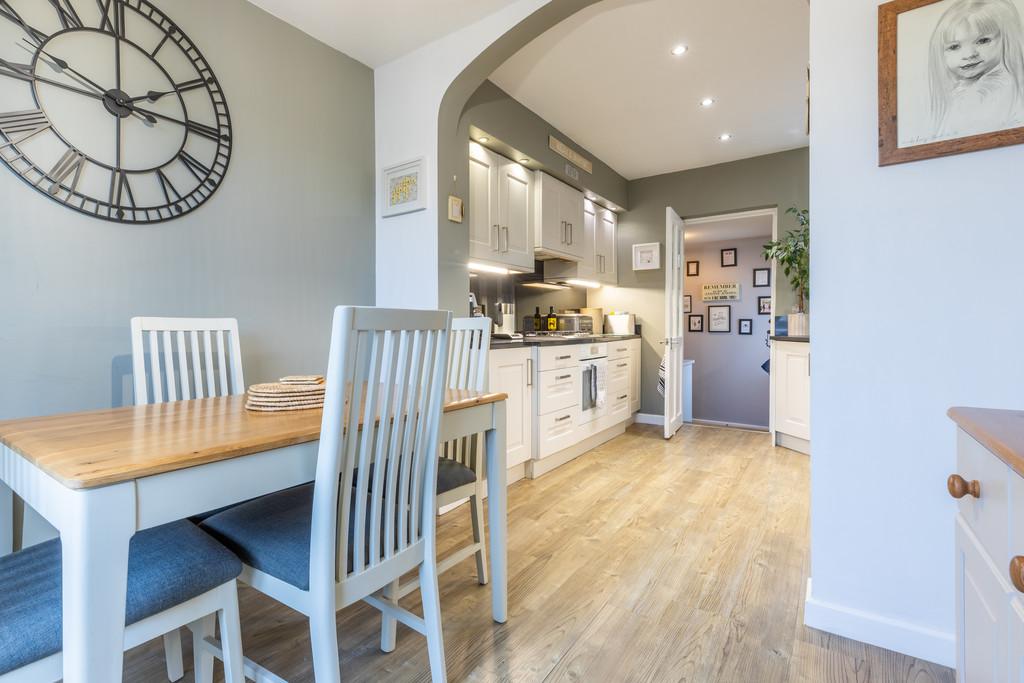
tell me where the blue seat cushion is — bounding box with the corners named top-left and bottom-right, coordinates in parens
top-left (200, 458), bottom-right (476, 592)
top-left (0, 520), bottom-right (242, 675)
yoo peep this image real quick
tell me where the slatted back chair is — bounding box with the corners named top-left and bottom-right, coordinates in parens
top-left (199, 307), bottom-right (453, 682)
top-left (130, 317), bottom-right (244, 405)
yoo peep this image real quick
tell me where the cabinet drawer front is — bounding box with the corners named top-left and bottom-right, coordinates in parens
top-left (537, 408), bottom-right (579, 458)
top-left (537, 369), bottom-right (579, 415)
top-left (537, 345), bottom-right (578, 371)
top-left (608, 359), bottom-right (630, 388)
top-left (608, 389), bottom-right (631, 421)
top-left (609, 342), bottom-right (632, 360)
top-left (958, 429), bottom-right (1011, 567)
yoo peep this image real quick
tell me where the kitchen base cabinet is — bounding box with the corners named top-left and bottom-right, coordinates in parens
top-left (488, 348), bottom-right (533, 470)
top-left (948, 407), bottom-right (1024, 683)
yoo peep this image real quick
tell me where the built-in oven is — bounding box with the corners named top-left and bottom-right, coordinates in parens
top-left (578, 343), bottom-right (608, 425)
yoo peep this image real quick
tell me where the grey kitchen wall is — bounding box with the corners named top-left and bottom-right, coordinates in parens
top-left (589, 147), bottom-right (808, 416)
top-left (684, 236), bottom-right (773, 428)
top-left (0, 0), bottom-right (375, 419)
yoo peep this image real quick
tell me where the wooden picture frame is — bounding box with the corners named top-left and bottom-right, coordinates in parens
top-left (739, 319), bottom-right (753, 335)
top-left (632, 243), bottom-right (661, 271)
top-left (686, 260), bottom-right (700, 277)
top-left (721, 248), bottom-right (737, 268)
top-left (688, 314), bottom-right (704, 333)
top-left (684, 295), bottom-right (692, 314)
top-left (753, 267), bottom-right (771, 288)
top-left (879, 0), bottom-right (1024, 166)
top-left (758, 296), bottom-right (772, 315)
top-left (708, 305), bottom-right (732, 333)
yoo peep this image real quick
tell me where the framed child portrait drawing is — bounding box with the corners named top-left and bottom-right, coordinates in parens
top-left (879, 0), bottom-right (1024, 165)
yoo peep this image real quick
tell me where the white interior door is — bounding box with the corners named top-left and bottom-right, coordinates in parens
top-left (664, 207), bottom-right (685, 438)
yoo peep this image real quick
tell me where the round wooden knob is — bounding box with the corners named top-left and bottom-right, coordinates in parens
top-left (947, 474), bottom-right (980, 499)
top-left (1011, 557), bottom-right (1024, 593)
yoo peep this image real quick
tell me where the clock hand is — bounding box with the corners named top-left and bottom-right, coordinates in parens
top-left (24, 39), bottom-right (109, 96)
top-left (128, 78), bottom-right (215, 103)
top-left (133, 104), bottom-right (225, 141)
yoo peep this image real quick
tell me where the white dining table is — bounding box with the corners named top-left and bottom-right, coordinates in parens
top-left (0, 390), bottom-right (508, 682)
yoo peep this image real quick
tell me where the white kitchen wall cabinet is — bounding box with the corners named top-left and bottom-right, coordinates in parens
top-left (488, 347), bottom-right (534, 469)
top-left (534, 171), bottom-right (585, 261)
top-left (468, 143), bottom-right (534, 271)
top-left (595, 207), bottom-right (617, 284)
top-left (770, 339), bottom-right (810, 454)
top-left (544, 199), bottom-right (598, 282)
top-left (945, 409), bottom-right (1024, 682)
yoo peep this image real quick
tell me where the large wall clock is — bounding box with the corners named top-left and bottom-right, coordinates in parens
top-left (0, 0), bottom-right (231, 223)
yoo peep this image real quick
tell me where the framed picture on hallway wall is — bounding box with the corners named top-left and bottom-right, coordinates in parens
top-left (684, 295), bottom-right (692, 314)
top-left (739, 319), bottom-right (753, 335)
top-left (879, 0), bottom-right (1024, 165)
top-left (721, 248), bottom-right (738, 267)
top-left (708, 305), bottom-right (732, 333)
top-left (758, 296), bottom-right (773, 315)
top-left (688, 314), bottom-right (704, 333)
top-left (686, 260), bottom-right (700, 277)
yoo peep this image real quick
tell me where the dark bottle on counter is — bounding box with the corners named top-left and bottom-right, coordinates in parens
top-left (533, 307), bottom-right (542, 332)
top-left (546, 306), bottom-right (558, 332)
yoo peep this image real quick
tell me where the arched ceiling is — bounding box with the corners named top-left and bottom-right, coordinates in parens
top-left (490, 0), bottom-right (810, 179)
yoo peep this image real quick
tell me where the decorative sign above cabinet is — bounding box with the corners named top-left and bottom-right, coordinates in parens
top-left (549, 135), bottom-right (592, 174)
top-left (0, 0), bottom-right (232, 223)
top-left (702, 283), bottom-right (740, 301)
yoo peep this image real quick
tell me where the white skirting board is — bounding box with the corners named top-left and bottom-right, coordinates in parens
top-left (803, 579), bottom-right (955, 668)
top-left (634, 413), bottom-right (664, 426)
top-left (692, 418), bottom-right (768, 432)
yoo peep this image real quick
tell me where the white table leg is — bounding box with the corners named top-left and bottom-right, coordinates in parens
top-left (61, 483), bottom-right (136, 683)
top-left (0, 480), bottom-right (11, 556)
top-left (485, 401), bottom-right (508, 623)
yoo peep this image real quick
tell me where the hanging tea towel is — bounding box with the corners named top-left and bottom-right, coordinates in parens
top-left (657, 353), bottom-right (666, 398)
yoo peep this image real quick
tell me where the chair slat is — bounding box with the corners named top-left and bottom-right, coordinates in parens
top-left (190, 331), bottom-right (204, 400)
top-left (148, 330), bottom-right (163, 403)
top-left (383, 329), bottom-right (411, 561)
top-left (176, 331), bottom-right (191, 400)
top-left (162, 330), bottom-right (177, 402)
top-left (216, 331), bottom-right (228, 398)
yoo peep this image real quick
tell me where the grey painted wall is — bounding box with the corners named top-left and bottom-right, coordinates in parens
top-left (0, 0), bottom-right (375, 419)
top-left (684, 236), bottom-right (772, 428)
top-left (589, 148), bottom-right (808, 416)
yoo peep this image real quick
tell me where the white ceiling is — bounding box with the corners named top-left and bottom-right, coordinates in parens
top-left (684, 213), bottom-right (773, 245)
top-left (490, 0), bottom-right (810, 180)
top-left (245, 0), bottom-right (521, 68)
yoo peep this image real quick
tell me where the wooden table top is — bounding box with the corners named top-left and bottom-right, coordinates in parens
top-left (949, 407), bottom-right (1024, 478)
top-left (0, 389), bottom-right (507, 490)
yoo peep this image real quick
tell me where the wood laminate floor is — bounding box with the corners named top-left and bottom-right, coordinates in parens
top-left (122, 424), bottom-right (954, 682)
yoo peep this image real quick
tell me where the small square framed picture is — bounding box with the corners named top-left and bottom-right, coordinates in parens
top-left (738, 319), bottom-right (753, 335)
top-left (382, 158), bottom-right (426, 218)
top-left (758, 296), bottom-right (772, 315)
top-left (686, 260), bottom-right (700, 277)
top-left (684, 295), bottom-right (692, 314)
top-left (721, 248), bottom-right (737, 268)
top-left (708, 304), bottom-right (731, 333)
top-left (688, 314), bottom-right (704, 333)
top-left (632, 243), bottom-right (661, 271)
top-left (753, 268), bottom-right (770, 288)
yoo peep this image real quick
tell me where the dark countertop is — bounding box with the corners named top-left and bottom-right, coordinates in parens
top-left (770, 335), bottom-right (810, 343)
top-left (490, 334), bottom-right (641, 350)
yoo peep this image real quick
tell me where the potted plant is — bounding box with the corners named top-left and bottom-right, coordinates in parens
top-left (762, 208), bottom-right (810, 336)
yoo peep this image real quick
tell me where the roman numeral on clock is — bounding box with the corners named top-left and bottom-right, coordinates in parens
top-left (0, 1), bottom-right (49, 45)
top-left (48, 0), bottom-right (83, 29)
top-left (179, 151), bottom-right (212, 183)
top-left (47, 148), bottom-right (87, 198)
top-left (185, 120), bottom-right (224, 143)
top-left (96, 0), bottom-right (125, 37)
top-left (0, 110), bottom-right (51, 148)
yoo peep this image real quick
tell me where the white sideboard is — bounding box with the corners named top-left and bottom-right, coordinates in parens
top-left (770, 338), bottom-right (810, 454)
top-left (948, 407), bottom-right (1024, 682)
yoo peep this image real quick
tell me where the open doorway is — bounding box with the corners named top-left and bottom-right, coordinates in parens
top-left (683, 208), bottom-right (777, 431)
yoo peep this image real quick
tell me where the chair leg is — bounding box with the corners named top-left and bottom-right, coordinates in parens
top-left (162, 629), bottom-right (185, 681)
top-left (419, 561), bottom-right (448, 683)
top-left (309, 601), bottom-right (342, 683)
top-left (380, 579), bottom-right (400, 653)
top-left (218, 584), bottom-right (246, 683)
top-left (189, 614), bottom-right (216, 683)
top-left (470, 488), bottom-right (488, 586)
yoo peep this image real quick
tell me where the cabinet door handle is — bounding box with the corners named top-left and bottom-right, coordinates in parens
top-left (502, 226), bottom-right (510, 252)
top-left (526, 357), bottom-right (533, 386)
top-left (1011, 557), bottom-right (1024, 593)
top-left (555, 415), bottom-right (572, 423)
top-left (556, 374), bottom-right (572, 380)
top-left (947, 474), bottom-right (980, 499)
top-left (617, 394), bottom-right (628, 401)
top-left (556, 355), bottom-right (572, 360)
top-left (568, 223), bottom-right (574, 245)
top-left (492, 224), bottom-right (500, 251)
top-left (560, 221), bottom-right (567, 244)
top-left (617, 363), bottom-right (628, 368)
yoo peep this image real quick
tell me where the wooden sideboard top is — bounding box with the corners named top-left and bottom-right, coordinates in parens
top-left (949, 407), bottom-right (1024, 477)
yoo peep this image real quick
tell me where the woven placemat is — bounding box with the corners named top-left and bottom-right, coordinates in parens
top-left (247, 396), bottom-right (324, 406)
top-left (279, 375), bottom-right (324, 385)
top-left (248, 382), bottom-right (326, 396)
top-left (245, 402), bottom-right (323, 413)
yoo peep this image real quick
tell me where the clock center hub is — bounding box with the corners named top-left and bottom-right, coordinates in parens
top-left (101, 89), bottom-right (133, 119)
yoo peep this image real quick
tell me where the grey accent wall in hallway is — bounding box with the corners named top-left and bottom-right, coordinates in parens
top-left (589, 148), bottom-right (808, 416)
top-left (0, 0), bottom-right (375, 419)
top-left (684, 236), bottom-right (772, 428)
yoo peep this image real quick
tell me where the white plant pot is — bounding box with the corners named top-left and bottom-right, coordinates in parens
top-left (788, 312), bottom-right (809, 337)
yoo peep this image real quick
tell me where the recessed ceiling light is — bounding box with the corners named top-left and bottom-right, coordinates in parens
top-left (700, 98), bottom-right (715, 107)
top-left (671, 44), bottom-right (688, 56)
top-left (520, 158), bottom-right (530, 164)
top-left (479, 136), bottom-right (490, 143)
top-left (719, 133), bottom-right (732, 142)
